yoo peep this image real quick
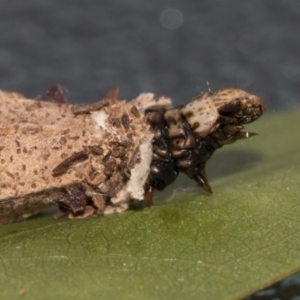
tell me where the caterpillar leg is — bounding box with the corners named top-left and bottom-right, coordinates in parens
top-left (144, 185), bottom-right (154, 208)
top-left (193, 171), bottom-right (212, 194)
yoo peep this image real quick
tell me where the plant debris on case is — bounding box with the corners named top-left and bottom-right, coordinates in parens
top-left (0, 84), bottom-right (265, 223)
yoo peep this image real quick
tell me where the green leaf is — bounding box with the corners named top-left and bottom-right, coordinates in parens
top-left (0, 109), bottom-right (299, 300)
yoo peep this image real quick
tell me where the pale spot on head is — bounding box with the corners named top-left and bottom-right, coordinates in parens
top-left (181, 92), bottom-right (219, 137)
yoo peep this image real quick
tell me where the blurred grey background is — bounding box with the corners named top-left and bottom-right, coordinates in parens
top-left (0, 0), bottom-right (299, 111)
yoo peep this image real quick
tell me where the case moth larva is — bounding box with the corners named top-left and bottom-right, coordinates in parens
top-left (0, 85), bottom-right (265, 223)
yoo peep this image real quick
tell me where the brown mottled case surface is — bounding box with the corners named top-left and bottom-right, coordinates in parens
top-left (0, 89), bottom-right (171, 223)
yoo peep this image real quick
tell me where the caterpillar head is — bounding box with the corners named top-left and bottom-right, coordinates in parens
top-left (212, 88), bottom-right (266, 124)
top-left (181, 88), bottom-right (266, 144)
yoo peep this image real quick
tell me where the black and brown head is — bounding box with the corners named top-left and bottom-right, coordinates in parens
top-left (180, 88), bottom-right (266, 145)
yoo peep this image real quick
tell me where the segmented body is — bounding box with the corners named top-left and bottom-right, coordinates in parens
top-left (144, 89), bottom-right (266, 205)
top-left (147, 109), bottom-right (220, 191)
